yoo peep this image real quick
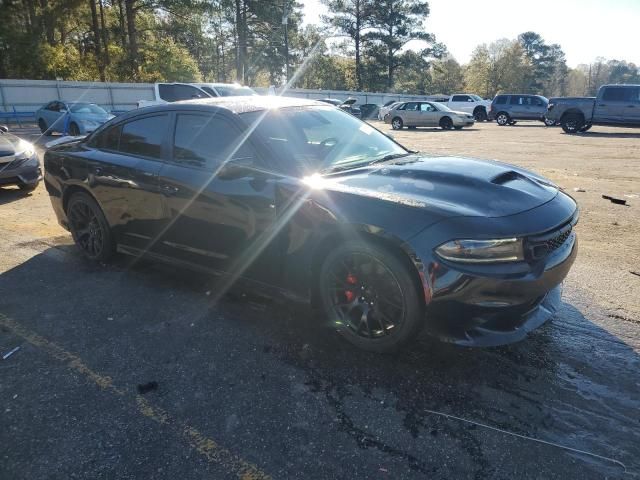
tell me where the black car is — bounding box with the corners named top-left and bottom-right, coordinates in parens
top-left (318, 98), bottom-right (361, 117)
top-left (44, 96), bottom-right (578, 352)
top-left (0, 125), bottom-right (42, 192)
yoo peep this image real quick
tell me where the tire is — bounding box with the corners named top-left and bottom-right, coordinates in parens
top-left (69, 122), bottom-right (81, 136)
top-left (544, 117), bottom-right (556, 127)
top-left (579, 124), bottom-right (592, 132)
top-left (454, 126), bottom-right (463, 130)
top-left (19, 182), bottom-right (38, 193)
top-left (561, 113), bottom-right (584, 134)
top-left (439, 116), bottom-right (453, 130)
top-left (473, 108), bottom-right (487, 122)
top-left (38, 118), bottom-right (50, 135)
top-left (391, 117), bottom-right (403, 130)
top-left (496, 112), bottom-right (510, 126)
top-left (318, 240), bottom-right (424, 353)
top-left (66, 191), bottom-right (114, 263)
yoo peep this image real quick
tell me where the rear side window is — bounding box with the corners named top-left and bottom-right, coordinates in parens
top-left (119, 114), bottom-right (169, 159)
top-left (93, 125), bottom-right (121, 150)
top-left (158, 84), bottom-right (209, 102)
top-left (172, 113), bottom-right (252, 169)
top-left (402, 102), bottom-right (419, 111)
top-left (602, 86), bottom-right (631, 102)
top-left (494, 96), bottom-right (507, 105)
top-left (451, 95), bottom-right (471, 102)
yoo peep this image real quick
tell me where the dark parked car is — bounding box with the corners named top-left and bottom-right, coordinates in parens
top-left (489, 94), bottom-right (552, 126)
top-left (44, 97), bottom-right (578, 352)
top-left (318, 98), bottom-right (361, 117)
top-left (0, 125), bottom-right (41, 192)
top-left (546, 84), bottom-right (640, 133)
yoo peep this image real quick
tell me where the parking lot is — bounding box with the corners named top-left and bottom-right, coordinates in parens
top-left (1, 121), bottom-right (639, 479)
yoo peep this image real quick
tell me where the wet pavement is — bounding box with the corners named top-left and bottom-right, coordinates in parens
top-left (1, 126), bottom-right (639, 479)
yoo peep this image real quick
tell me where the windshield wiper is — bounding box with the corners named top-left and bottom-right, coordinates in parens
top-left (367, 152), bottom-right (413, 165)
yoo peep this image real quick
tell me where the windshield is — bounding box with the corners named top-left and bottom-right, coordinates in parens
top-left (432, 102), bottom-right (452, 112)
top-left (242, 106), bottom-right (407, 173)
top-left (214, 85), bottom-right (257, 97)
top-left (69, 103), bottom-right (108, 114)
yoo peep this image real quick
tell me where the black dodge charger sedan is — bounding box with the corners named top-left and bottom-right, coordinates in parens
top-left (43, 96), bottom-right (578, 352)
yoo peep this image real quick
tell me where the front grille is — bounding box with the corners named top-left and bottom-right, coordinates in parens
top-left (525, 222), bottom-right (574, 261)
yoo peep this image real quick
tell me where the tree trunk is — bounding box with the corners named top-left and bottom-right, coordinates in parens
top-left (117, 0), bottom-right (127, 49)
top-left (99, 0), bottom-right (110, 67)
top-left (234, 0), bottom-right (245, 83)
top-left (89, 0), bottom-right (105, 81)
top-left (355, 0), bottom-right (361, 91)
top-left (125, 0), bottom-right (138, 78)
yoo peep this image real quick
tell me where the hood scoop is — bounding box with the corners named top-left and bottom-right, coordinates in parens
top-left (491, 170), bottom-right (524, 185)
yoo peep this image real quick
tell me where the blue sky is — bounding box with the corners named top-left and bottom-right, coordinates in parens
top-left (301, 0), bottom-right (639, 67)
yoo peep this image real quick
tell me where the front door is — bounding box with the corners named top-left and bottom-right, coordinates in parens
top-left (156, 111), bottom-right (278, 283)
top-left (418, 102), bottom-right (439, 127)
top-left (594, 86), bottom-right (628, 123)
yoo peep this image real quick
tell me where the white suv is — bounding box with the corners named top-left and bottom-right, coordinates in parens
top-left (446, 94), bottom-right (491, 121)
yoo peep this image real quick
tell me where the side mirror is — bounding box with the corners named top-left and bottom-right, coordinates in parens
top-left (217, 156), bottom-right (256, 180)
top-left (0, 125), bottom-right (8, 133)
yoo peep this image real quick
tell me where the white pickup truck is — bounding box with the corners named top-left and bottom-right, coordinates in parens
top-left (137, 82), bottom-right (258, 108)
top-left (445, 94), bottom-right (492, 121)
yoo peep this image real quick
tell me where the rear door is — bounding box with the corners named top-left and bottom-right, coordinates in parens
top-left (399, 102), bottom-right (420, 125)
top-left (594, 86), bottom-right (628, 123)
top-left (85, 113), bottom-right (168, 251)
top-left (156, 111), bottom-right (278, 281)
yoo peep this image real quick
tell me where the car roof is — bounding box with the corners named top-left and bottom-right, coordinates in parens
top-left (129, 95), bottom-right (327, 117)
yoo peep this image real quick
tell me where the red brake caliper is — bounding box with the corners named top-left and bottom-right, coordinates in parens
top-left (345, 274), bottom-right (357, 302)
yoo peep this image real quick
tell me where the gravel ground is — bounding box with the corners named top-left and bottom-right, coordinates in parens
top-left (1, 121), bottom-right (639, 479)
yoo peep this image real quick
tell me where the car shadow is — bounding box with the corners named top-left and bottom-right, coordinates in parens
top-left (1, 248), bottom-right (638, 477)
top-left (567, 131), bottom-right (640, 139)
top-left (0, 186), bottom-right (35, 204)
top-left (397, 128), bottom-right (480, 133)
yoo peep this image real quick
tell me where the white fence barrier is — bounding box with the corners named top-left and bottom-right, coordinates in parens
top-left (0, 78), bottom-right (446, 121)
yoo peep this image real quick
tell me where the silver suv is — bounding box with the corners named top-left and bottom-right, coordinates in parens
top-left (489, 94), bottom-right (551, 126)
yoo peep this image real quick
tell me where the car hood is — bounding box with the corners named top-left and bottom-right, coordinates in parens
top-left (316, 155), bottom-right (558, 218)
top-left (0, 132), bottom-right (30, 158)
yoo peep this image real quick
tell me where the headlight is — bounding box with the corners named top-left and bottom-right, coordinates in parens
top-left (435, 238), bottom-right (524, 263)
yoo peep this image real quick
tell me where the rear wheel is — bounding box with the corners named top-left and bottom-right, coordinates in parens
top-left (439, 116), bottom-right (453, 130)
top-left (319, 241), bottom-right (424, 353)
top-left (66, 192), bottom-right (114, 263)
top-left (391, 117), bottom-right (403, 130)
top-left (38, 118), bottom-right (49, 135)
top-left (69, 122), bottom-right (80, 136)
top-left (561, 113), bottom-right (584, 134)
top-left (496, 112), bottom-right (510, 126)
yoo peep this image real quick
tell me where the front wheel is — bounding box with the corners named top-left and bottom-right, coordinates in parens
top-left (391, 117), bottom-right (403, 130)
top-left (69, 122), bottom-right (81, 136)
top-left (496, 112), bottom-right (510, 126)
top-left (38, 118), bottom-right (50, 135)
top-left (318, 241), bottom-right (425, 353)
top-left (544, 117), bottom-right (556, 126)
top-left (473, 108), bottom-right (487, 122)
top-left (67, 192), bottom-right (114, 262)
top-left (439, 116), bottom-right (453, 130)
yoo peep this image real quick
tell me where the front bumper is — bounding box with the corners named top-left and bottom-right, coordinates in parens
top-left (408, 192), bottom-right (578, 347)
top-left (0, 163), bottom-right (42, 187)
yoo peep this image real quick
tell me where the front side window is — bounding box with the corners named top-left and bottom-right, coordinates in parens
top-left (159, 84), bottom-right (209, 102)
top-left (92, 124), bottom-right (121, 150)
top-left (420, 103), bottom-right (435, 112)
top-left (403, 102), bottom-right (419, 111)
top-left (119, 114), bottom-right (169, 159)
top-left (241, 106), bottom-right (407, 174)
top-left (172, 113), bottom-right (251, 169)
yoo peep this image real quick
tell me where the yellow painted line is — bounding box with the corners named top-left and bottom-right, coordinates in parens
top-left (0, 313), bottom-right (271, 480)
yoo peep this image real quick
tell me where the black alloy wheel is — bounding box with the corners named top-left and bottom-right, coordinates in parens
top-left (38, 118), bottom-right (49, 135)
top-left (319, 241), bottom-right (424, 353)
top-left (440, 116), bottom-right (453, 130)
top-left (474, 108), bottom-right (487, 122)
top-left (69, 122), bottom-right (81, 136)
top-left (496, 113), bottom-right (510, 126)
top-left (67, 192), bottom-right (114, 262)
top-left (561, 113), bottom-right (584, 134)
